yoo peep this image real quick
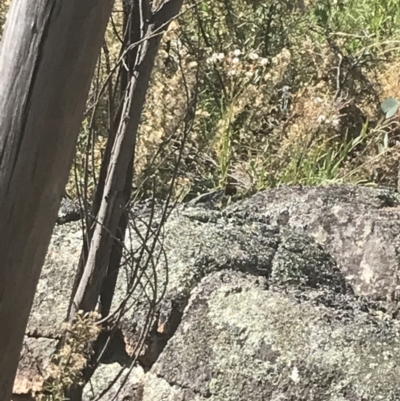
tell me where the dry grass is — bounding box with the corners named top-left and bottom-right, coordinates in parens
top-left (2, 0), bottom-right (400, 199)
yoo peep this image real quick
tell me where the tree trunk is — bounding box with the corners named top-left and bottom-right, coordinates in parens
top-left (0, 1), bottom-right (114, 398)
top-left (99, 0), bottom-right (139, 318)
top-left (68, 0), bottom-right (185, 320)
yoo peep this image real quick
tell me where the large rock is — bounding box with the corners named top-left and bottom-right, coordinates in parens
top-left (226, 185), bottom-right (400, 299)
top-left (13, 185), bottom-right (400, 400)
top-left (137, 270), bottom-right (400, 401)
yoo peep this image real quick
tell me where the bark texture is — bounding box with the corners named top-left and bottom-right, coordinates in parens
top-left (0, 1), bottom-right (114, 398)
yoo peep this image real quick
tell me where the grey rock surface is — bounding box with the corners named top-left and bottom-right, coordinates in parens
top-left (112, 204), bottom-right (349, 370)
top-left (26, 222), bottom-right (83, 337)
top-left (226, 185), bottom-right (400, 299)
top-left (14, 185), bottom-right (400, 400)
top-left (57, 197), bottom-right (82, 225)
top-left (82, 363), bottom-right (144, 401)
top-left (137, 270), bottom-right (400, 401)
top-left (13, 338), bottom-right (57, 397)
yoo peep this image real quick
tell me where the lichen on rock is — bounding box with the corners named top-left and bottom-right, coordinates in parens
top-left (15, 185), bottom-right (400, 400)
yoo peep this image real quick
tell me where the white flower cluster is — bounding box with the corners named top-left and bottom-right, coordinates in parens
top-left (206, 52), bottom-right (225, 64)
top-left (206, 49), bottom-right (269, 66)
